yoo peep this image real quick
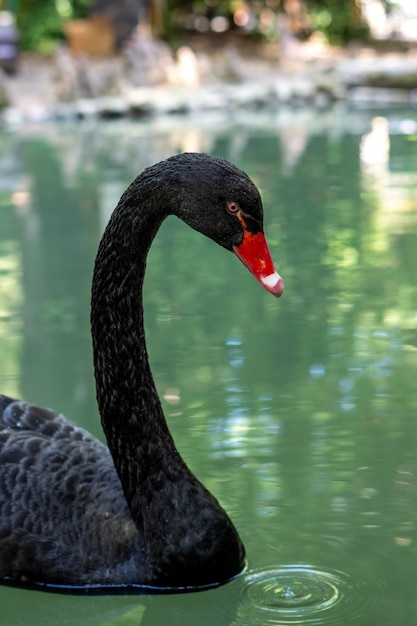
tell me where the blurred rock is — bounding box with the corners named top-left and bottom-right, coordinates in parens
top-left (173, 47), bottom-right (201, 88)
top-left (123, 30), bottom-right (176, 86)
top-left (54, 47), bottom-right (124, 101)
top-left (64, 15), bottom-right (115, 57)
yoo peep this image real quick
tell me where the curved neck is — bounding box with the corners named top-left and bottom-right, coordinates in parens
top-left (91, 191), bottom-right (176, 520)
top-left (90, 174), bottom-right (245, 586)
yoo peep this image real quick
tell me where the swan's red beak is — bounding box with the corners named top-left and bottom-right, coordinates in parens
top-left (233, 230), bottom-right (284, 297)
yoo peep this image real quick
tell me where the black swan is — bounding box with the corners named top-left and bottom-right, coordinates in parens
top-left (0, 153), bottom-right (284, 593)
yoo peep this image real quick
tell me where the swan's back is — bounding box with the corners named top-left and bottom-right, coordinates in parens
top-left (0, 394), bottom-right (141, 587)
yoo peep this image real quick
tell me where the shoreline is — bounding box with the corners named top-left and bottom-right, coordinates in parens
top-left (2, 36), bottom-right (417, 124)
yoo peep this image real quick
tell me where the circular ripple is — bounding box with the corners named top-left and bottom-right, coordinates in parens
top-left (246, 566), bottom-right (341, 616)
top-left (238, 564), bottom-right (392, 625)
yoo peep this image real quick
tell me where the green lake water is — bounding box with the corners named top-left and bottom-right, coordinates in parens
top-left (0, 106), bottom-right (416, 625)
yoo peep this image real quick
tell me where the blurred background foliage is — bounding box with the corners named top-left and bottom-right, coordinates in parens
top-left (1, 0), bottom-right (370, 53)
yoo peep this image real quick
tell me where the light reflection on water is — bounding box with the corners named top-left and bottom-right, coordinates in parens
top-left (0, 106), bottom-right (417, 625)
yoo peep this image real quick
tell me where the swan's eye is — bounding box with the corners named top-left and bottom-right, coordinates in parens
top-left (227, 202), bottom-right (240, 214)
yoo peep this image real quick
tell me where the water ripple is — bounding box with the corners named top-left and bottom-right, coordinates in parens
top-left (238, 564), bottom-right (390, 625)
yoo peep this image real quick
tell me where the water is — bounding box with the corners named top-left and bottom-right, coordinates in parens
top-left (0, 106), bottom-right (417, 625)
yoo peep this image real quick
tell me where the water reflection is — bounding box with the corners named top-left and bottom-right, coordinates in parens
top-left (0, 107), bottom-right (416, 625)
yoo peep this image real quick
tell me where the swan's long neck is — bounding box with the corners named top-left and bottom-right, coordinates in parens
top-left (91, 182), bottom-right (176, 522)
top-left (91, 172), bottom-right (244, 586)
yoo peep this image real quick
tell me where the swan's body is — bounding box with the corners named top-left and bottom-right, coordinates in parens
top-left (0, 153), bottom-right (283, 593)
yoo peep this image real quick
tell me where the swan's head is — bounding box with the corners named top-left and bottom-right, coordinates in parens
top-left (169, 153), bottom-right (284, 298)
